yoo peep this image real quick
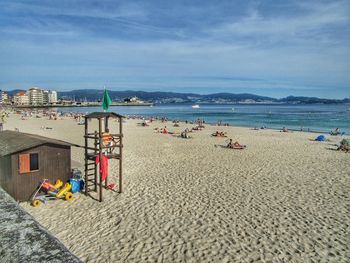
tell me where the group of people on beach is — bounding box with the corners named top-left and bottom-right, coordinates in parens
top-left (140, 116), bottom-right (349, 153)
top-left (151, 117), bottom-right (248, 150)
top-left (6, 108), bottom-right (348, 154)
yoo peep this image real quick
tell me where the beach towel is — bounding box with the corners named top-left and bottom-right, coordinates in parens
top-left (96, 155), bottom-right (108, 181)
top-left (316, 135), bottom-right (326, 141)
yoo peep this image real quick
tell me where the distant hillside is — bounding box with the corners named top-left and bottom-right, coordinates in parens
top-left (201, 93), bottom-right (276, 102)
top-left (3, 89), bottom-right (349, 104)
top-left (57, 90), bottom-right (348, 104)
top-left (6, 90), bottom-right (25, 96)
top-left (279, 96), bottom-right (350, 104)
top-left (58, 90), bottom-right (201, 102)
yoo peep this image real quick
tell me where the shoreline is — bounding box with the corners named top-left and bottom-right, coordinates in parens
top-left (3, 106), bottom-right (348, 135)
top-left (2, 103), bottom-right (348, 136)
top-left (127, 115), bottom-right (349, 136)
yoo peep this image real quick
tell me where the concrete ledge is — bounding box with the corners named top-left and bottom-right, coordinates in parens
top-left (0, 187), bottom-right (82, 263)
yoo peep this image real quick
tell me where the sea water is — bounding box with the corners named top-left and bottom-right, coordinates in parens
top-left (60, 104), bottom-right (350, 134)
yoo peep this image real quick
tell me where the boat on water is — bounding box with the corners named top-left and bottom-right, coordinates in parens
top-left (192, 105), bottom-right (200, 109)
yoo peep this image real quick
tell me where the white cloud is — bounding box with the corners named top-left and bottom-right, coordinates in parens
top-left (207, 1), bottom-right (350, 46)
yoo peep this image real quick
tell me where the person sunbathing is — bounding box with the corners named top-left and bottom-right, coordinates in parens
top-left (330, 128), bottom-right (340, 135)
top-left (227, 139), bottom-right (246, 149)
top-left (212, 131), bottom-right (226, 137)
top-left (338, 145), bottom-right (350, 152)
top-left (337, 139), bottom-right (350, 152)
top-left (281, 127), bottom-right (289, 132)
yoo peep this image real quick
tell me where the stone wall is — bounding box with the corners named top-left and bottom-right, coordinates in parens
top-left (0, 187), bottom-right (82, 263)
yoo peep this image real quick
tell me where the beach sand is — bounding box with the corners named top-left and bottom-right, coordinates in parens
top-left (3, 113), bottom-right (350, 262)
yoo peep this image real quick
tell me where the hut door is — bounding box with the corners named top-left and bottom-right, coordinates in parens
top-left (19, 154), bottom-right (30, 173)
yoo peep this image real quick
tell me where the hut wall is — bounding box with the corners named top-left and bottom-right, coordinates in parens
top-left (0, 155), bottom-right (14, 198)
top-left (12, 144), bottom-right (71, 201)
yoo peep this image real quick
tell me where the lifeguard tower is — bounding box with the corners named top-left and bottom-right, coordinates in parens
top-left (84, 112), bottom-right (123, 202)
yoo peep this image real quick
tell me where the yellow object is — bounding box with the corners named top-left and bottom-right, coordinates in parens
top-left (56, 183), bottom-right (72, 198)
top-left (65, 192), bottom-right (74, 201)
top-left (32, 200), bottom-right (41, 207)
top-left (54, 180), bottom-right (63, 189)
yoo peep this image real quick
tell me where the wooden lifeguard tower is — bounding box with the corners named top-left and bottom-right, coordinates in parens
top-left (84, 112), bottom-right (123, 202)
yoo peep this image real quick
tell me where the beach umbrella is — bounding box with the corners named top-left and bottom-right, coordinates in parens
top-left (102, 88), bottom-right (112, 111)
top-left (315, 135), bottom-right (326, 141)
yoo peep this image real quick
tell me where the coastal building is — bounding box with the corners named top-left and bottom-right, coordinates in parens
top-left (47, 90), bottom-right (58, 104)
top-left (23, 88), bottom-right (58, 106)
top-left (124, 96), bottom-right (143, 103)
top-left (43, 90), bottom-right (58, 104)
top-left (13, 91), bottom-right (29, 105)
top-left (0, 130), bottom-right (72, 201)
top-left (28, 87), bottom-right (44, 106)
top-left (0, 90), bottom-right (9, 105)
top-left (43, 90), bottom-right (49, 104)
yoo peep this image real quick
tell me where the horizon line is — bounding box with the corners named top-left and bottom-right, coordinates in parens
top-left (2, 88), bottom-right (349, 101)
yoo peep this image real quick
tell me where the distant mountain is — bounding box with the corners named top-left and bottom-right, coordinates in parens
top-left (201, 93), bottom-right (276, 102)
top-left (58, 90), bottom-right (200, 102)
top-left (3, 89), bottom-right (349, 104)
top-left (279, 96), bottom-right (350, 104)
top-left (57, 89), bottom-right (279, 103)
top-left (5, 90), bottom-right (25, 96)
top-left (57, 90), bottom-right (349, 104)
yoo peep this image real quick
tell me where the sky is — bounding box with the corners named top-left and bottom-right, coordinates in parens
top-left (0, 0), bottom-right (349, 99)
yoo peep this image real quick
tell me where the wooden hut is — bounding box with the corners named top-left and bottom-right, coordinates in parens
top-left (0, 130), bottom-right (72, 201)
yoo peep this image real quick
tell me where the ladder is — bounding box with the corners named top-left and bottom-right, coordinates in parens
top-left (84, 157), bottom-right (97, 193)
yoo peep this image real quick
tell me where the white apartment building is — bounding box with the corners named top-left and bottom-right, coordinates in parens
top-left (49, 90), bottom-right (58, 104)
top-left (40, 89), bottom-right (58, 105)
top-left (0, 90), bottom-right (9, 104)
top-left (28, 87), bottom-right (44, 106)
top-left (12, 87), bottom-right (58, 106)
top-left (13, 91), bottom-right (29, 105)
top-left (43, 90), bottom-right (49, 104)
top-left (0, 90), bottom-right (4, 104)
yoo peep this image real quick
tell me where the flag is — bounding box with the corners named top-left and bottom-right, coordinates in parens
top-left (102, 88), bottom-right (112, 111)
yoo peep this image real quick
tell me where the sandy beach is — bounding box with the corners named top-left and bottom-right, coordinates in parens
top-left (3, 112), bottom-right (350, 262)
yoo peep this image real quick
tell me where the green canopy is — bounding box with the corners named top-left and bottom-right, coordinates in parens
top-left (102, 89), bottom-right (112, 111)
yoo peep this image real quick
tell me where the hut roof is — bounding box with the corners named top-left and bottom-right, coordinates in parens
top-left (0, 130), bottom-right (72, 157)
top-left (85, 112), bottom-right (124, 119)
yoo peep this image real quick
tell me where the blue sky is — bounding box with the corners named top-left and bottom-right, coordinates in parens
top-left (0, 0), bottom-right (349, 98)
